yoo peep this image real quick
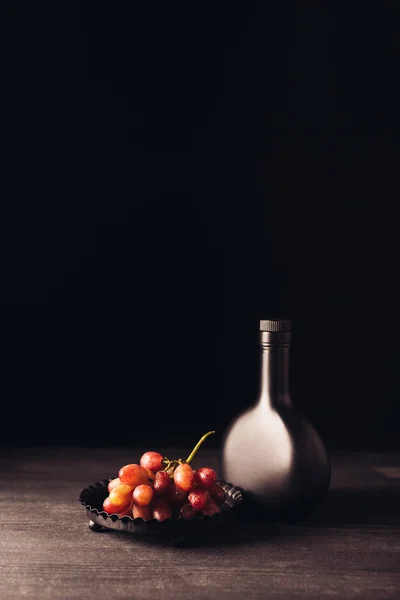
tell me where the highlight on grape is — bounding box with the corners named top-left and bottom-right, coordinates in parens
top-left (101, 431), bottom-right (226, 521)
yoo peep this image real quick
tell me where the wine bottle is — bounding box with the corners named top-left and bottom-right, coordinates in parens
top-left (221, 319), bottom-right (331, 521)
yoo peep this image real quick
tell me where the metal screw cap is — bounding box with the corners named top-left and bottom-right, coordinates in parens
top-left (259, 319), bottom-right (292, 332)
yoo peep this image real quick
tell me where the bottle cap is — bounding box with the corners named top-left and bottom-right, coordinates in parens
top-left (259, 319), bottom-right (291, 332)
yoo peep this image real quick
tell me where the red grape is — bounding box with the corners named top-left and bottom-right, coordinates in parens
top-left (188, 487), bottom-right (209, 511)
top-left (194, 467), bottom-right (217, 489)
top-left (133, 504), bottom-right (152, 521)
top-left (174, 463), bottom-right (195, 492)
top-left (202, 498), bottom-right (221, 516)
top-left (118, 464), bottom-right (148, 487)
top-left (132, 484), bottom-right (154, 506)
top-left (103, 496), bottom-right (126, 515)
top-left (108, 484), bottom-right (134, 511)
top-left (140, 451), bottom-right (164, 473)
top-left (152, 498), bottom-right (172, 522)
top-left (180, 503), bottom-right (197, 520)
top-left (153, 471), bottom-right (171, 495)
top-left (108, 477), bottom-right (121, 492)
top-left (209, 483), bottom-right (226, 505)
top-left (165, 482), bottom-right (188, 507)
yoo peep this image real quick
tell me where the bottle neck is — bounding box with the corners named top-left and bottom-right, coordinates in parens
top-left (258, 344), bottom-right (291, 408)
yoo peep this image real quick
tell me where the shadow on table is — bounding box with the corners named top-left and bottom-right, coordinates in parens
top-left (305, 484), bottom-right (400, 528)
top-left (167, 484), bottom-right (400, 547)
top-left (95, 484), bottom-right (400, 548)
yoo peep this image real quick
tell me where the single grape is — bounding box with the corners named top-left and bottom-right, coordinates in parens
top-left (108, 483), bottom-right (134, 510)
top-left (188, 487), bottom-right (209, 511)
top-left (108, 477), bottom-right (121, 492)
top-left (153, 471), bottom-right (171, 495)
top-left (180, 503), bottom-right (197, 520)
top-left (202, 498), bottom-right (221, 516)
top-left (133, 504), bottom-right (153, 521)
top-left (209, 483), bottom-right (226, 505)
top-left (140, 451), bottom-right (164, 473)
top-left (118, 464), bottom-right (148, 487)
top-left (174, 463), bottom-right (195, 492)
top-left (194, 467), bottom-right (217, 489)
top-left (103, 496), bottom-right (125, 515)
top-left (152, 498), bottom-right (172, 522)
top-left (132, 484), bottom-right (154, 506)
top-left (165, 482), bottom-right (188, 507)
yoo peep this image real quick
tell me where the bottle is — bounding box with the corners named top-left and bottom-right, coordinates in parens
top-left (220, 318), bottom-right (331, 521)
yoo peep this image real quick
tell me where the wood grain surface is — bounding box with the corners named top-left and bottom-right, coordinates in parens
top-left (1, 447), bottom-right (399, 599)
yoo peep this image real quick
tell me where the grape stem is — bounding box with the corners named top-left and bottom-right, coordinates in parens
top-left (161, 430), bottom-right (216, 477)
top-left (185, 430), bottom-right (215, 464)
top-left (163, 459), bottom-right (180, 476)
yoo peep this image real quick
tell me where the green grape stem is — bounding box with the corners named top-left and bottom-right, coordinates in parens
top-left (185, 430), bottom-right (215, 464)
top-left (161, 431), bottom-right (216, 477)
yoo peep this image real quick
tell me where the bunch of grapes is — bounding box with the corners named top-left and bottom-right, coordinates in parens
top-left (102, 431), bottom-right (226, 521)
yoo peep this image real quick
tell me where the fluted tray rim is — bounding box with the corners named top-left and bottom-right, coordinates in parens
top-left (78, 478), bottom-right (244, 535)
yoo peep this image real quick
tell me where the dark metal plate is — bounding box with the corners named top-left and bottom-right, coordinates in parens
top-left (79, 479), bottom-right (243, 536)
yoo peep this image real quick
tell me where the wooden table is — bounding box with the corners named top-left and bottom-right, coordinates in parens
top-left (1, 447), bottom-right (399, 599)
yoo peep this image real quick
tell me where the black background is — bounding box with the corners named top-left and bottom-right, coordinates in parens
top-left (1, 3), bottom-right (399, 451)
